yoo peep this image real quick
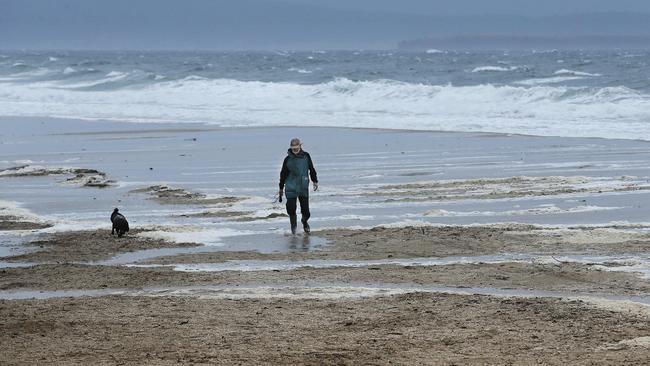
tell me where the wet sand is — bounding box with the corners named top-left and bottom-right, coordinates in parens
top-left (0, 215), bottom-right (51, 231)
top-left (0, 166), bottom-right (115, 188)
top-left (2, 229), bottom-right (200, 263)
top-left (143, 224), bottom-right (650, 264)
top-left (131, 185), bottom-right (244, 206)
top-left (2, 261), bottom-right (650, 296)
top-left (2, 222), bottom-right (650, 364)
top-left (370, 176), bottom-right (650, 202)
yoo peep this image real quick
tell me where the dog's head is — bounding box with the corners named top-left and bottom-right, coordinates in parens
top-left (111, 208), bottom-right (120, 222)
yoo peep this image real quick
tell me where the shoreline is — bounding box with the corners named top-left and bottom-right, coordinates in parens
top-left (2, 115), bottom-right (650, 143)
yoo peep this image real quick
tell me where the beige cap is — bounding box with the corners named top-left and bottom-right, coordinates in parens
top-left (290, 138), bottom-right (302, 147)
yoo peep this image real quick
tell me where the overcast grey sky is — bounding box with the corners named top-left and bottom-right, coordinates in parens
top-left (282, 0), bottom-right (650, 16)
top-left (2, 0), bottom-right (650, 50)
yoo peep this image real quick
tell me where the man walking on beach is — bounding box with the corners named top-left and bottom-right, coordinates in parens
top-left (279, 138), bottom-right (318, 235)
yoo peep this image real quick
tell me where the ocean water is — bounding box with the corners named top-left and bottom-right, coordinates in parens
top-left (1, 50), bottom-right (650, 140)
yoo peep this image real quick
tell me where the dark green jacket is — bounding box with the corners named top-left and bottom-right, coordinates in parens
top-left (279, 149), bottom-right (318, 199)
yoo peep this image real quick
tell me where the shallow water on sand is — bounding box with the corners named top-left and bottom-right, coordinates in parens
top-left (2, 283), bottom-right (649, 308)
top-left (1, 117), bottom-right (650, 254)
top-left (144, 253), bottom-right (650, 279)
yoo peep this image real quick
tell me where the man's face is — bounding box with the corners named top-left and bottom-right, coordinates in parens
top-left (291, 145), bottom-right (301, 154)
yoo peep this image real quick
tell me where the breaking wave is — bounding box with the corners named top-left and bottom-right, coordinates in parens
top-left (471, 65), bottom-right (521, 73)
top-left (1, 76), bottom-right (649, 140)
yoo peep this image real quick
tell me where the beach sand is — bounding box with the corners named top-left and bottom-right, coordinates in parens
top-left (2, 222), bottom-right (650, 365)
top-left (2, 118), bottom-right (650, 364)
top-left (3, 292), bottom-right (650, 365)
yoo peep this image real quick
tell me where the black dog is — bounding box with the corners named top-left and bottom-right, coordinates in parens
top-left (111, 208), bottom-right (130, 237)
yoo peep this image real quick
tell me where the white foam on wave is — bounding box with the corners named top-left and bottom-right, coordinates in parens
top-left (13, 71), bottom-right (131, 89)
top-left (1, 77), bottom-right (650, 140)
top-left (0, 67), bottom-right (51, 81)
top-left (181, 75), bottom-right (208, 81)
top-left (287, 67), bottom-right (312, 74)
top-left (515, 76), bottom-right (586, 85)
top-left (554, 69), bottom-right (601, 77)
top-left (471, 66), bottom-right (520, 73)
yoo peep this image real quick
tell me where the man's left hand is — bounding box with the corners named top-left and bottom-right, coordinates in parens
top-left (313, 182), bottom-right (319, 191)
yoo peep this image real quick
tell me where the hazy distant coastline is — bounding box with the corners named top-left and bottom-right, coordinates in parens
top-left (399, 35), bottom-right (650, 51)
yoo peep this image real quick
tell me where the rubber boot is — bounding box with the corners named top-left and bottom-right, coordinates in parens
top-left (290, 215), bottom-right (298, 235)
top-left (302, 218), bottom-right (310, 233)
